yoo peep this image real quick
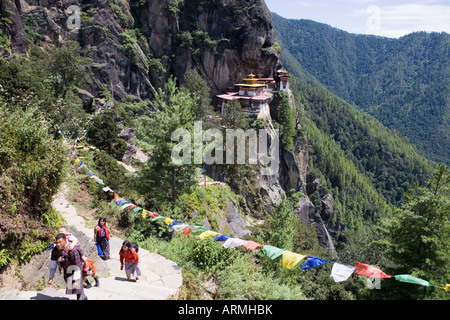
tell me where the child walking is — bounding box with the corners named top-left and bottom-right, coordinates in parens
top-left (119, 241), bottom-right (141, 282)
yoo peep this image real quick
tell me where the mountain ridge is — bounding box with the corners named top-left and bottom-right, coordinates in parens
top-left (272, 12), bottom-right (450, 165)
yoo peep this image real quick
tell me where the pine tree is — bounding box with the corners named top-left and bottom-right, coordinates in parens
top-left (137, 77), bottom-right (198, 210)
top-left (379, 164), bottom-right (450, 299)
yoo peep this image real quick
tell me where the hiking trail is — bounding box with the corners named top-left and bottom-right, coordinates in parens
top-left (0, 185), bottom-right (183, 300)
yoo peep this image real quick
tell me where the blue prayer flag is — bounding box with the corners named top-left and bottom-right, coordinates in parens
top-left (300, 256), bottom-right (328, 270)
top-left (214, 234), bottom-right (232, 242)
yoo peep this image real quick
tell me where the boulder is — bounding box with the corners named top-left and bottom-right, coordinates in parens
top-left (294, 197), bottom-right (335, 251)
top-left (18, 228), bottom-right (108, 290)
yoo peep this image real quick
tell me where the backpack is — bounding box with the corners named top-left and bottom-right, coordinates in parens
top-left (130, 241), bottom-right (139, 253)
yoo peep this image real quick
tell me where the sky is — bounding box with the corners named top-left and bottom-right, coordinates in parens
top-left (264, 0), bottom-right (450, 38)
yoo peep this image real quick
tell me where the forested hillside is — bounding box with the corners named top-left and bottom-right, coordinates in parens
top-left (273, 13), bottom-right (450, 165)
top-left (0, 0), bottom-right (449, 301)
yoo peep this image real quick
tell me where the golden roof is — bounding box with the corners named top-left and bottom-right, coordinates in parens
top-left (234, 73), bottom-right (266, 87)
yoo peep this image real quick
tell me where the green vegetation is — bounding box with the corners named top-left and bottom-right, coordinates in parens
top-left (0, 98), bottom-right (67, 269)
top-left (136, 77), bottom-right (198, 210)
top-left (291, 76), bottom-right (434, 207)
top-left (0, 41), bottom-right (91, 269)
top-left (273, 13), bottom-right (450, 165)
top-left (86, 113), bottom-right (127, 160)
top-left (376, 164), bottom-right (450, 299)
top-left (278, 92), bottom-right (296, 152)
top-left (1, 5), bottom-right (447, 300)
top-left (169, 0), bottom-right (225, 56)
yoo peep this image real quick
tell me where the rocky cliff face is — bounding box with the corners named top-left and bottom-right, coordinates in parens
top-left (5, 0), bottom-right (279, 102)
top-left (2, 0), bottom-right (340, 250)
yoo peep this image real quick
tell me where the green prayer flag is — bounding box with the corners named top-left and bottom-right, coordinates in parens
top-left (131, 207), bottom-right (142, 213)
top-left (262, 245), bottom-right (286, 260)
top-left (151, 216), bottom-right (165, 222)
top-left (394, 275), bottom-right (431, 287)
top-left (190, 225), bottom-right (208, 233)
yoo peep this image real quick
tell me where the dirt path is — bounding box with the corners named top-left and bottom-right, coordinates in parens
top-left (0, 185), bottom-right (182, 300)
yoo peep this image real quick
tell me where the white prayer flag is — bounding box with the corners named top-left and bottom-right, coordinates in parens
top-left (223, 238), bottom-right (245, 249)
top-left (171, 223), bottom-right (190, 232)
top-left (330, 263), bottom-right (355, 283)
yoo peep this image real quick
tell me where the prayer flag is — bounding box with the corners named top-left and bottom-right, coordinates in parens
top-left (170, 221), bottom-right (181, 228)
top-left (198, 231), bottom-right (220, 240)
top-left (116, 199), bottom-right (129, 206)
top-left (114, 193), bottom-right (129, 206)
top-left (164, 217), bottom-right (174, 225)
top-left (190, 226), bottom-right (208, 233)
top-left (330, 263), bottom-right (355, 283)
top-left (440, 284), bottom-right (450, 292)
top-left (223, 238), bottom-right (245, 249)
top-left (149, 212), bottom-right (159, 218)
top-left (242, 240), bottom-right (264, 251)
top-left (172, 223), bottom-right (190, 232)
top-left (261, 245), bottom-right (285, 260)
top-left (394, 275), bottom-right (431, 287)
top-left (182, 227), bottom-right (192, 236)
top-left (131, 207), bottom-right (142, 213)
top-left (214, 234), bottom-right (232, 242)
top-left (102, 187), bottom-right (113, 192)
top-left (120, 203), bottom-right (133, 210)
top-left (354, 262), bottom-right (392, 278)
top-left (300, 256), bottom-right (328, 270)
top-left (142, 209), bottom-right (148, 219)
top-left (281, 251), bottom-right (307, 269)
top-left (129, 204), bottom-right (138, 210)
top-left (151, 216), bottom-right (165, 222)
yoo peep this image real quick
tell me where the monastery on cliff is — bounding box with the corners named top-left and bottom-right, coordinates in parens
top-left (215, 69), bottom-right (290, 119)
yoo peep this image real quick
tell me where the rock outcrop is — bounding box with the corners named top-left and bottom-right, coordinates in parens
top-left (2, 0), bottom-right (343, 250)
top-left (17, 228), bottom-right (108, 290)
top-left (6, 0), bottom-right (279, 102)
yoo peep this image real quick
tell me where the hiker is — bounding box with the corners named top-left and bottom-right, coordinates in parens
top-left (94, 217), bottom-right (110, 260)
top-left (59, 226), bottom-right (95, 277)
top-left (119, 241), bottom-right (141, 282)
top-left (58, 226), bottom-right (79, 251)
top-left (48, 233), bottom-right (88, 300)
top-left (82, 258), bottom-right (100, 288)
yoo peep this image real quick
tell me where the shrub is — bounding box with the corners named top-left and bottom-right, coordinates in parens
top-left (192, 237), bottom-right (233, 270)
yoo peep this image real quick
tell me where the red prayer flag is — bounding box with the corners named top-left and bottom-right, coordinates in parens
top-left (182, 227), bottom-right (192, 236)
top-left (242, 240), bottom-right (264, 251)
top-left (114, 193), bottom-right (120, 201)
top-left (129, 204), bottom-right (138, 210)
top-left (355, 262), bottom-right (392, 278)
top-left (149, 212), bottom-right (159, 218)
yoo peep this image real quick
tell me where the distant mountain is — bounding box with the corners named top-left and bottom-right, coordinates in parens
top-left (272, 13), bottom-right (450, 165)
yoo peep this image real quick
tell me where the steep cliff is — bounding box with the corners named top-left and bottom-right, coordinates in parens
top-left (5, 0), bottom-right (279, 102)
top-left (1, 0), bottom-right (340, 250)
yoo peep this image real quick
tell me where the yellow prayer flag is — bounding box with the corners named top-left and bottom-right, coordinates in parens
top-left (440, 284), bottom-right (450, 291)
top-left (282, 251), bottom-right (307, 269)
top-left (142, 209), bottom-right (148, 219)
top-left (164, 217), bottom-right (174, 225)
top-left (198, 230), bottom-right (220, 240)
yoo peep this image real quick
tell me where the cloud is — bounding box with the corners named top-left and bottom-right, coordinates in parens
top-left (356, 3), bottom-right (450, 37)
